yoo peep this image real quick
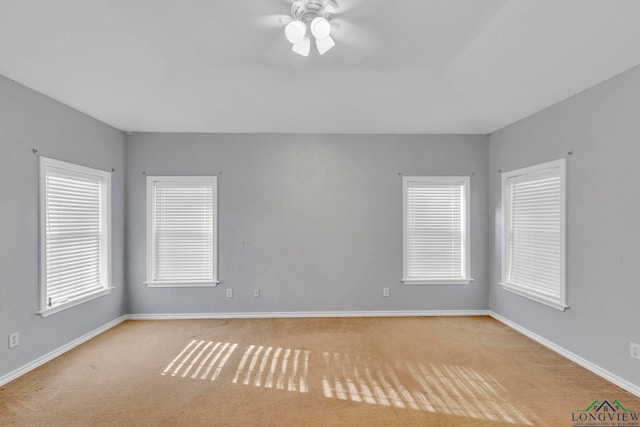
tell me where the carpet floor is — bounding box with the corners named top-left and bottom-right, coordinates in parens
top-left (1, 316), bottom-right (638, 426)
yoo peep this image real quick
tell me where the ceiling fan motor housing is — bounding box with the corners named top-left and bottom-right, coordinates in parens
top-left (291, 0), bottom-right (336, 23)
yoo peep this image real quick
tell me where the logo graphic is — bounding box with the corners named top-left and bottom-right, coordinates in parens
top-left (571, 400), bottom-right (639, 427)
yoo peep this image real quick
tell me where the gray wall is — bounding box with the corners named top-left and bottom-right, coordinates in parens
top-left (2, 59), bottom-right (639, 391)
top-left (0, 75), bottom-right (126, 378)
top-left (126, 134), bottom-right (489, 314)
top-left (489, 65), bottom-right (640, 387)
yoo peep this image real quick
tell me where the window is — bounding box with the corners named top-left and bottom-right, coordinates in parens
top-left (39, 157), bottom-right (112, 316)
top-left (146, 176), bottom-right (218, 287)
top-left (402, 176), bottom-right (471, 285)
top-left (501, 159), bottom-right (567, 311)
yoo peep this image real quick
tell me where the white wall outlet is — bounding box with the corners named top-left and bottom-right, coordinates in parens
top-left (253, 289), bottom-right (260, 298)
top-left (631, 342), bottom-right (640, 361)
top-left (383, 288), bottom-right (390, 297)
top-left (9, 332), bottom-right (19, 349)
top-left (226, 289), bottom-right (233, 298)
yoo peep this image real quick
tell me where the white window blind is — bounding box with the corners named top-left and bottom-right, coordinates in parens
top-left (501, 159), bottom-right (567, 310)
top-left (147, 177), bottom-right (217, 286)
top-left (39, 157), bottom-right (111, 316)
top-left (402, 176), bottom-right (471, 285)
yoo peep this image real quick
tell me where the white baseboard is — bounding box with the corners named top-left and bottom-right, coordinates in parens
top-left (490, 312), bottom-right (640, 398)
top-left (127, 309), bottom-right (491, 320)
top-left (0, 315), bottom-right (127, 387)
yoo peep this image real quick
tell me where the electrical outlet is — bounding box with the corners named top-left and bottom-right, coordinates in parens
top-left (226, 289), bottom-right (233, 298)
top-left (383, 288), bottom-right (390, 297)
top-left (253, 289), bottom-right (260, 298)
top-left (9, 332), bottom-right (19, 349)
top-left (631, 342), bottom-right (640, 361)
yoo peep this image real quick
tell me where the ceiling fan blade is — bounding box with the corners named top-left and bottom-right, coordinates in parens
top-left (326, 18), bottom-right (382, 63)
top-left (249, 14), bottom-right (292, 29)
top-left (331, 18), bottom-right (378, 49)
top-left (327, 0), bottom-right (366, 14)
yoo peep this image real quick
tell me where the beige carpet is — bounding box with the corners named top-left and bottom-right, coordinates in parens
top-left (1, 316), bottom-right (638, 426)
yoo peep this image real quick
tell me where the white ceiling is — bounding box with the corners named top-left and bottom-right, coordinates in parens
top-left (1, 0), bottom-right (640, 134)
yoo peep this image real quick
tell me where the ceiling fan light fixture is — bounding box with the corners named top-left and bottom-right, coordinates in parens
top-left (310, 16), bottom-right (331, 40)
top-left (285, 0), bottom-right (337, 57)
top-left (285, 20), bottom-right (306, 44)
top-left (316, 35), bottom-right (335, 55)
top-left (292, 36), bottom-right (311, 56)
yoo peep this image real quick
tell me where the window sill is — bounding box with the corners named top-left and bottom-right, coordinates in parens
top-left (500, 282), bottom-right (569, 311)
top-left (146, 281), bottom-right (220, 288)
top-left (402, 278), bottom-right (474, 285)
top-left (38, 287), bottom-right (113, 318)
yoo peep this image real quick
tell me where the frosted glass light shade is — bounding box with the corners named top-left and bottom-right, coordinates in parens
top-left (285, 20), bottom-right (306, 44)
top-left (292, 36), bottom-right (311, 56)
top-left (310, 17), bottom-right (331, 40)
top-left (316, 36), bottom-right (335, 55)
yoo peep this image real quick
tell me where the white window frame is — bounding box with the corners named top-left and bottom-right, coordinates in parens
top-left (39, 157), bottom-right (112, 317)
top-left (500, 159), bottom-right (567, 311)
top-left (146, 176), bottom-right (218, 287)
top-left (402, 176), bottom-right (472, 285)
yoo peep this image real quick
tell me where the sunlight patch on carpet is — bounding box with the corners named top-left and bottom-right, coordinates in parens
top-left (232, 345), bottom-right (310, 393)
top-left (161, 341), bottom-right (534, 425)
top-left (321, 353), bottom-right (533, 425)
top-left (161, 340), bottom-right (238, 381)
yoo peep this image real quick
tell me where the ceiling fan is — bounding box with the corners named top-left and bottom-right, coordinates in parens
top-left (256, 0), bottom-right (373, 59)
top-left (284, 0), bottom-right (338, 56)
